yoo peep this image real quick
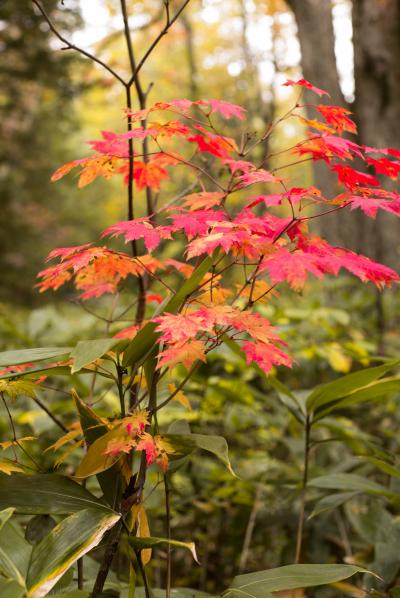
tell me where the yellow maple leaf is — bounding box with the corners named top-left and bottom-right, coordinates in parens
top-left (168, 384), bottom-right (192, 410)
top-left (0, 379), bottom-right (38, 400)
top-left (0, 460), bottom-right (25, 475)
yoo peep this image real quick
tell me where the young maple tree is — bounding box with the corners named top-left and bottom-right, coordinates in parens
top-left (0, 2), bottom-right (399, 597)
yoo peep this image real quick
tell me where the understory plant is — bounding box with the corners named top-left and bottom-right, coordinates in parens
top-left (0, 1), bottom-right (400, 597)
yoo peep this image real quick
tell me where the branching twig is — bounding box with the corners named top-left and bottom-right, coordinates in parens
top-left (31, 0), bottom-right (126, 85)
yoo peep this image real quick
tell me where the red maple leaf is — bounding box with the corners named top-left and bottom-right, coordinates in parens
top-left (205, 99), bottom-right (246, 120)
top-left (237, 169), bottom-right (282, 188)
top-left (366, 157), bottom-right (400, 180)
top-left (188, 127), bottom-right (237, 158)
top-left (182, 191), bottom-right (225, 210)
top-left (315, 105), bottom-right (357, 134)
top-left (283, 78), bottom-right (329, 97)
top-left (37, 246), bottom-right (142, 299)
top-left (102, 218), bottom-right (162, 252)
top-left (157, 339), bottom-right (207, 370)
top-left (241, 341), bottom-right (293, 374)
top-left (332, 165), bottom-right (379, 190)
top-left (349, 195), bottom-right (400, 218)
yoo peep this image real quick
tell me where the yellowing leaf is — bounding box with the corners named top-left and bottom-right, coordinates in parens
top-left (137, 505), bottom-right (152, 566)
top-left (54, 441), bottom-right (84, 468)
top-left (0, 379), bottom-right (38, 400)
top-left (168, 384), bottom-right (192, 410)
top-left (238, 280), bottom-right (278, 303)
top-left (0, 436), bottom-right (36, 449)
top-left (326, 343), bottom-right (352, 373)
top-left (45, 425), bottom-right (82, 453)
top-left (0, 460), bottom-right (25, 475)
top-left (75, 427), bottom-right (127, 478)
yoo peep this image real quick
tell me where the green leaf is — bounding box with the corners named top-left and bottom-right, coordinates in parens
top-left (26, 508), bottom-right (120, 598)
top-left (0, 347), bottom-right (72, 367)
top-left (50, 593), bottom-right (89, 598)
top-left (0, 579), bottom-right (26, 598)
top-left (123, 255), bottom-right (213, 367)
top-left (308, 473), bottom-right (392, 496)
top-left (0, 365), bottom-right (113, 381)
top-left (309, 492), bottom-right (359, 519)
top-left (362, 457), bottom-right (400, 480)
top-left (133, 590), bottom-right (215, 598)
top-left (306, 361), bottom-right (399, 413)
top-left (70, 338), bottom-right (122, 374)
top-left (0, 473), bottom-right (112, 514)
top-left (314, 376), bottom-right (400, 420)
top-left (0, 506), bottom-right (15, 530)
top-left (224, 564), bottom-right (372, 597)
top-left (166, 433), bottom-right (236, 476)
top-left (128, 536), bottom-right (199, 563)
top-left (0, 516), bottom-right (31, 587)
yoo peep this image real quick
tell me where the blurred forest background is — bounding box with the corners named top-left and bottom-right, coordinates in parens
top-left (1, 1), bottom-right (400, 595)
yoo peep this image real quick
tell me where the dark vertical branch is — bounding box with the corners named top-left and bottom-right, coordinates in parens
top-left (294, 417), bottom-right (311, 564)
top-left (91, 521), bottom-right (123, 598)
top-left (164, 473), bottom-right (172, 598)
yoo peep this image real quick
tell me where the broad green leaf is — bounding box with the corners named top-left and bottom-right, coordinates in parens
top-left (74, 395), bottom-right (123, 508)
top-left (128, 536), bottom-right (199, 563)
top-left (51, 593), bottom-right (89, 598)
top-left (0, 365), bottom-right (113, 381)
top-left (132, 590), bottom-right (216, 598)
top-left (306, 361), bottom-right (399, 413)
top-left (314, 377), bottom-right (400, 420)
top-left (0, 347), bottom-right (72, 367)
top-left (123, 255), bottom-right (213, 367)
top-left (70, 338), bottom-right (123, 374)
top-left (0, 517), bottom-right (31, 587)
top-left (166, 433), bottom-right (236, 475)
top-left (26, 508), bottom-right (120, 598)
top-left (0, 579), bottom-right (26, 598)
top-left (0, 473), bottom-right (112, 514)
top-left (0, 506), bottom-right (15, 530)
top-left (308, 473), bottom-right (392, 496)
top-left (224, 564), bottom-right (372, 597)
top-left (362, 457), bottom-right (400, 479)
top-left (309, 492), bottom-right (359, 519)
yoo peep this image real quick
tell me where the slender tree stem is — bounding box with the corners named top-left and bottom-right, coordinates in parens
top-left (77, 558), bottom-right (84, 589)
top-left (91, 520), bottom-right (123, 597)
top-left (31, 0), bottom-right (126, 85)
top-left (164, 474), bottom-right (172, 598)
top-left (294, 416), bottom-right (311, 564)
top-left (239, 483), bottom-right (262, 573)
top-left (137, 551), bottom-right (152, 598)
top-left (32, 396), bottom-right (68, 433)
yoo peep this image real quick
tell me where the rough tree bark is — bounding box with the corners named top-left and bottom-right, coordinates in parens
top-left (284, 0), bottom-right (353, 247)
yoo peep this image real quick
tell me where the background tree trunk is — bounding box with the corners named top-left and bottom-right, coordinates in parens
top-left (285, 0), bottom-right (354, 247)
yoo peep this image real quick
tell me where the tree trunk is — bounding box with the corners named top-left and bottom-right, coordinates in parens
top-left (285, 0), bottom-right (344, 106)
top-left (285, 0), bottom-right (355, 247)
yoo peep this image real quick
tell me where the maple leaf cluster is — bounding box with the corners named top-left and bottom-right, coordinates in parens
top-left (103, 411), bottom-right (174, 471)
top-left (41, 78), bottom-right (400, 375)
